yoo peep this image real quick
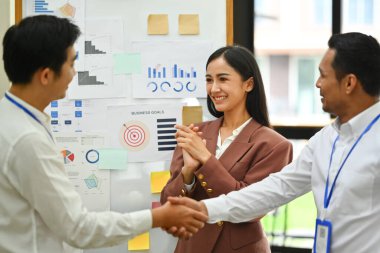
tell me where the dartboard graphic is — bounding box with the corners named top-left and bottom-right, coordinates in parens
top-left (119, 121), bottom-right (150, 151)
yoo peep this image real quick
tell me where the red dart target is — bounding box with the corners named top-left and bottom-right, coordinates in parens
top-left (120, 121), bottom-right (149, 151)
top-left (123, 125), bottom-right (145, 146)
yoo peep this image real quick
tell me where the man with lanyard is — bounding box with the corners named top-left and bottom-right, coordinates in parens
top-left (169, 32), bottom-right (380, 252)
top-left (0, 15), bottom-right (207, 253)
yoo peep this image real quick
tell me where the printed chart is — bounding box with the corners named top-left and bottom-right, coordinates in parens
top-left (120, 121), bottom-right (150, 151)
top-left (132, 41), bottom-right (212, 98)
top-left (62, 149), bottom-right (75, 164)
top-left (107, 103), bottom-right (182, 162)
top-left (55, 133), bottom-right (110, 211)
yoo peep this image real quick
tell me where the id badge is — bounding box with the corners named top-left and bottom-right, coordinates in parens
top-left (313, 219), bottom-right (332, 253)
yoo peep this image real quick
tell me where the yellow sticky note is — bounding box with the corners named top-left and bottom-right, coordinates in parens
top-left (182, 106), bottom-right (203, 126)
top-left (148, 14), bottom-right (169, 35)
top-left (128, 232), bottom-right (149, 251)
top-left (179, 14), bottom-right (199, 35)
top-left (150, 171), bottom-right (170, 193)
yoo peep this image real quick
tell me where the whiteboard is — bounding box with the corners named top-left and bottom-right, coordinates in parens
top-left (22, 0), bottom-right (226, 252)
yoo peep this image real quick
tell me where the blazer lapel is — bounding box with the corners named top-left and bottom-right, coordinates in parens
top-left (218, 119), bottom-right (262, 172)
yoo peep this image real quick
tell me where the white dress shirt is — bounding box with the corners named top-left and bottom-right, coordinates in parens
top-left (204, 102), bottom-right (380, 253)
top-left (0, 92), bottom-right (152, 253)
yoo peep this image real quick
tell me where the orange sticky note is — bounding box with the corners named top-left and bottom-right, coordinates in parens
top-left (150, 171), bottom-right (170, 193)
top-left (182, 105), bottom-right (203, 126)
top-left (128, 232), bottom-right (149, 251)
top-left (148, 14), bottom-right (169, 35)
top-left (179, 14), bottom-right (199, 35)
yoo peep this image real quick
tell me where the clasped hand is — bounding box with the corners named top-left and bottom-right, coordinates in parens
top-left (175, 124), bottom-right (211, 165)
top-left (162, 197), bottom-right (209, 239)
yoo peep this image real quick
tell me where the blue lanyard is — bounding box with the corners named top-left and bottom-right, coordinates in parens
top-left (5, 93), bottom-right (54, 142)
top-left (324, 113), bottom-right (380, 209)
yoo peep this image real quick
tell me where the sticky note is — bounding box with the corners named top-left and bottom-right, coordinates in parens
top-left (178, 14), bottom-right (199, 35)
top-left (148, 14), bottom-right (168, 35)
top-left (98, 148), bottom-right (128, 170)
top-left (128, 232), bottom-right (150, 251)
top-left (182, 106), bottom-right (203, 126)
top-left (113, 53), bottom-right (141, 74)
top-left (150, 171), bottom-right (170, 193)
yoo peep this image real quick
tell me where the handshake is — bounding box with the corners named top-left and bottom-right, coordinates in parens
top-left (152, 197), bottom-right (208, 239)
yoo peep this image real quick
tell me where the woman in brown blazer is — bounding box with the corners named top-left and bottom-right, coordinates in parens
top-left (161, 45), bottom-right (293, 253)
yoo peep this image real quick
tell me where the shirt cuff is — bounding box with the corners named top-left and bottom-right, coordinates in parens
top-left (202, 195), bottom-right (228, 224)
top-left (184, 177), bottom-right (195, 191)
top-left (126, 209), bottom-right (152, 235)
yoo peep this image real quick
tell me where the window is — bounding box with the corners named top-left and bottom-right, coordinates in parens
top-left (314, 0), bottom-right (332, 25)
top-left (255, 0), bottom-right (331, 126)
top-left (347, 0), bottom-right (373, 25)
top-left (342, 0), bottom-right (380, 38)
top-left (261, 139), bottom-right (316, 249)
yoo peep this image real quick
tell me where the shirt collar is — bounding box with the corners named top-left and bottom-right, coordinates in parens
top-left (5, 91), bottom-right (51, 126)
top-left (231, 117), bottom-right (252, 137)
top-left (333, 101), bottom-right (380, 137)
top-left (218, 117), bottom-right (252, 143)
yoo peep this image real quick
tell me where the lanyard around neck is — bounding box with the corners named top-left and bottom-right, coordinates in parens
top-left (324, 113), bottom-right (380, 209)
top-left (5, 93), bottom-right (54, 142)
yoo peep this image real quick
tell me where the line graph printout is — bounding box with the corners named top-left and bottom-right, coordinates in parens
top-left (77, 67), bottom-right (112, 86)
top-left (85, 18), bottom-right (125, 53)
top-left (55, 133), bottom-right (110, 211)
top-left (68, 56), bottom-right (127, 99)
top-left (85, 38), bottom-right (108, 55)
top-left (132, 41), bottom-right (213, 98)
top-left (107, 103), bottom-right (182, 162)
top-left (67, 18), bottom-right (126, 99)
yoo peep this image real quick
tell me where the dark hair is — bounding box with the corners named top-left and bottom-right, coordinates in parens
top-left (2, 15), bottom-right (80, 84)
top-left (328, 32), bottom-right (380, 97)
top-left (206, 45), bottom-right (270, 127)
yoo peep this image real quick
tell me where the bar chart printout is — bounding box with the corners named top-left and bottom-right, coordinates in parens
top-left (147, 64), bottom-right (197, 79)
top-left (32, 0), bottom-right (78, 17)
top-left (132, 41), bottom-right (212, 98)
top-left (34, 0), bottom-right (54, 14)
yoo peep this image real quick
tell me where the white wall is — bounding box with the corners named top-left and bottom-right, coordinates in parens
top-left (0, 0), bottom-right (14, 98)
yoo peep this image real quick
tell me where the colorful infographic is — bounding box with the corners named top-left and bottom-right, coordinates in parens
top-left (132, 41), bottom-right (212, 98)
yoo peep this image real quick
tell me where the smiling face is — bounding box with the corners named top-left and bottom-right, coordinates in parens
top-left (316, 49), bottom-right (349, 117)
top-left (50, 46), bottom-right (77, 100)
top-left (206, 56), bottom-right (253, 115)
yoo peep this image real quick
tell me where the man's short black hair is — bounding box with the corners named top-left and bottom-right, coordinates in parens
top-left (328, 32), bottom-right (380, 97)
top-left (2, 15), bottom-right (80, 84)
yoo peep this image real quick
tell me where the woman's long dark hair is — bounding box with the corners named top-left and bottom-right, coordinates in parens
top-left (206, 45), bottom-right (270, 127)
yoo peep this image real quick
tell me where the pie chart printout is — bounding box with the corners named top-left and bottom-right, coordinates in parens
top-left (61, 149), bottom-right (75, 164)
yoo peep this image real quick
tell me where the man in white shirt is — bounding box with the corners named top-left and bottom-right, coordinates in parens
top-left (0, 15), bottom-right (206, 253)
top-left (170, 32), bottom-right (380, 253)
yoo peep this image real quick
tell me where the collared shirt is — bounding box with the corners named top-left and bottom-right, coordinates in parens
top-left (0, 92), bottom-right (152, 253)
top-left (204, 102), bottom-right (380, 253)
top-left (215, 118), bottom-right (252, 159)
top-left (184, 118), bottom-right (251, 190)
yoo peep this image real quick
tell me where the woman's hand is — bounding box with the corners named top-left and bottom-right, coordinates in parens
top-left (181, 148), bottom-right (200, 184)
top-left (175, 124), bottom-right (211, 164)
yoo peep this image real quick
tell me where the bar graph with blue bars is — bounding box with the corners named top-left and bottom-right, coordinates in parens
top-left (148, 64), bottom-right (197, 79)
top-left (34, 0), bottom-right (54, 14)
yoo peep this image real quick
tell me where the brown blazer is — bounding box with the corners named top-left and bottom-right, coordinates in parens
top-left (161, 118), bottom-right (293, 253)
